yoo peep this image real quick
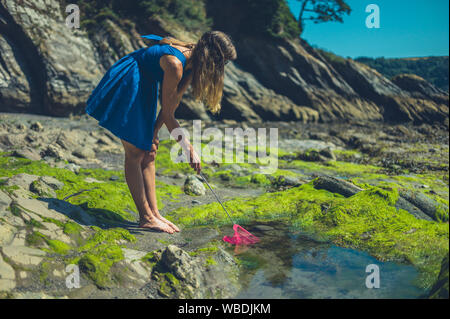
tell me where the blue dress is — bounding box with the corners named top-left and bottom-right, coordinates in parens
top-left (86, 35), bottom-right (187, 151)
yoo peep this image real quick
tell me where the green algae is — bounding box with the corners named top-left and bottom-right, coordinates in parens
top-left (0, 154), bottom-right (182, 224)
top-left (63, 221), bottom-right (84, 236)
top-left (77, 245), bottom-right (124, 288)
top-left (26, 231), bottom-right (47, 247)
top-left (74, 227), bottom-right (136, 288)
top-left (46, 240), bottom-right (72, 255)
top-left (26, 231), bottom-right (72, 255)
top-left (168, 181), bottom-right (448, 288)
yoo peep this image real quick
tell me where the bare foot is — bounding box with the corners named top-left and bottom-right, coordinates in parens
top-left (139, 217), bottom-right (175, 234)
top-left (155, 213), bottom-right (180, 232)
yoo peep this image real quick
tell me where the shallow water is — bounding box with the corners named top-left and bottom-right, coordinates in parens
top-left (222, 223), bottom-right (427, 299)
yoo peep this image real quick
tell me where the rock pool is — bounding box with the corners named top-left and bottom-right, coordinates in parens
top-left (221, 223), bottom-right (427, 299)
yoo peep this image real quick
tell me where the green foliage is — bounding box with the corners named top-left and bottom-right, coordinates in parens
top-left (240, 0), bottom-right (301, 39)
top-left (295, 0), bottom-right (351, 32)
top-left (355, 56), bottom-right (449, 92)
top-left (66, 0), bottom-right (210, 33)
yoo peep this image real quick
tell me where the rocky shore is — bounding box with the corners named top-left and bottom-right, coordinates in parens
top-left (0, 112), bottom-right (448, 298)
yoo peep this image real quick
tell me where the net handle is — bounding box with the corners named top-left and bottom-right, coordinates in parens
top-left (199, 172), bottom-right (235, 225)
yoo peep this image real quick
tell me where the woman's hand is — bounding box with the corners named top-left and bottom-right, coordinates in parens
top-left (187, 144), bottom-right (201, 174)
top-left (152, 135), bottom-right (159, 150)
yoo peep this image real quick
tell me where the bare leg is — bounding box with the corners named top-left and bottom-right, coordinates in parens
top-left (121, 140), bottom-right (174, 234)
top-left (141, 146), bottom-right (180, 232)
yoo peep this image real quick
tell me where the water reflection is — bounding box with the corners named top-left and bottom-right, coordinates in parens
top-left (222, 223), bottom-right (427, 299)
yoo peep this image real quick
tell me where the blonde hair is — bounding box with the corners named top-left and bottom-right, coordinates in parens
top-left (159, 31), bottom-right (237, 113)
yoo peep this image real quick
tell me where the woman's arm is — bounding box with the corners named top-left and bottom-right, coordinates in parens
top-left (153, 57), bottom-right (192, 138)
top-left (156, 55), bottom-right (200, 173)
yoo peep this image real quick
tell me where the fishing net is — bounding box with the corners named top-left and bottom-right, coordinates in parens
top-left (223, 224), bottom-right (260, 245)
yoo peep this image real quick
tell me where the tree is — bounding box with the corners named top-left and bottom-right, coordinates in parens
top-left (296, 0), bottom-right (351, 33)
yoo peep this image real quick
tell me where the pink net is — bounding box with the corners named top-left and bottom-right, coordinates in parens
top-left (223, 224), bottom-right (260, 245)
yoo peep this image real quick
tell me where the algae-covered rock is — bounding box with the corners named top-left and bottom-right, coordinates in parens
top-left (428, 255), bottom-right (449, 299)
top-left (399, 189), bottom-right (449, 222)
top-left (312, 175), bottom-right (363, 197)
top-left (184, 175), bottom-right (206, 196)
top-left (30, 179), bottom-right (56, 198)
top-left (151, 245), bottom-right (239, 298)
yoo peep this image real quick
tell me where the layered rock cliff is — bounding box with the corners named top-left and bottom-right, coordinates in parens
top-left (0, 0), bottom-right (448, 124)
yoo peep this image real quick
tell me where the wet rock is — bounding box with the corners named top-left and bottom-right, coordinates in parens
top-left (109, 175), bottom-right (120, 181)
top-left (154, 245), bottom-right (238, 298)
top-left (399, 189), bottom-right (449, 222)
top-left (312, 175), bottom-right (363, 197)
top-left (120, 248), bottom-right (152, 286)
top-left (272, 175), bottom-right (303, 189)
top-left (184, 175), bottom-right (206, 196)
top-left (313, 176), bottom-right (443, 222)
top-left (11, 147), bottom-right (41, 161)
top-left (395, 197), bottom-right (433, 221)
top-left (191, 200), bottom-right (202, 204)
top-left (30, 122), bottom-right (43, 132)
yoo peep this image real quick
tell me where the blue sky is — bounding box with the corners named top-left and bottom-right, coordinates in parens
top-left (287, 0), bottom-right (449, 58)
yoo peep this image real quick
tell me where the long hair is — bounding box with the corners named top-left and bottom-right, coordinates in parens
top-left (159, 31), bottom-right (237, 113)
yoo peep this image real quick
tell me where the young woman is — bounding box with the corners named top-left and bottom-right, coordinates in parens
top-left (86, 31), bottom-right (237, 234)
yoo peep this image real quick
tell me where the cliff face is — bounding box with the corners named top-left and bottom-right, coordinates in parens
top-left (0, 0), bottom-right (448, 124)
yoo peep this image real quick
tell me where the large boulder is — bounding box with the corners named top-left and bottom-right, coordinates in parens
top-left (0, 0), bottom-right (104, 115)
top-left (151, 245), bottom-right (239, 298)
top-left (392, 73), bottom-right (449, 106)
top-left (184, 175), bottom-right (206, 196)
